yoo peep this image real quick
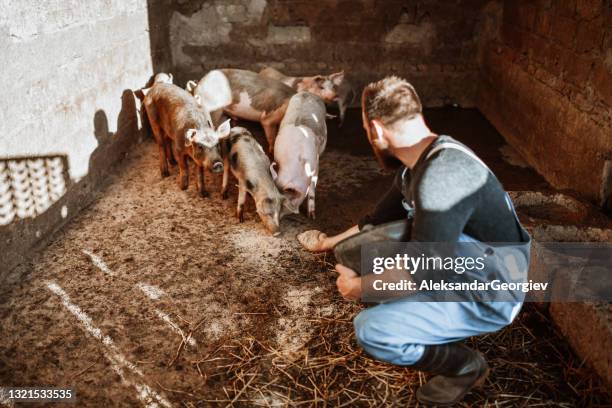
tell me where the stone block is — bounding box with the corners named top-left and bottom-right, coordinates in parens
top-left (576, 0), bottom-right (603, 20)
top-left (266, 25), bottom-right (311, 44)
top-left (551, 14), bottom-right (578, 47)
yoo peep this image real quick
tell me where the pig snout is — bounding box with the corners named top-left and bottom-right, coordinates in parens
top-left (212, 161), bottom-right (224, 173)
top-left (202, 147), bottom-right (224, 173)
top-left (257, 197), bottom-right (283, 236)
top-left (265, 219), bottom-right (281, 236)
top-left (281, 187), bottom-right (304, 214)
top-left (263, 215), bottom-right (281, 236)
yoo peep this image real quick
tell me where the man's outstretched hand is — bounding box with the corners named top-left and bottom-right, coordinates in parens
top-left (335, 264), bottom-right (362, 301)
top-left (297, 230), bottom-right (329, 252)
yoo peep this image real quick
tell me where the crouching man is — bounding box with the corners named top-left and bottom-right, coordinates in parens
top-left (298, 76), bottom-right (530, 406)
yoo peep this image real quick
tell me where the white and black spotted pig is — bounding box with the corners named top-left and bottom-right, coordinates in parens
top-left (221, 127), bottom-right (286, 235)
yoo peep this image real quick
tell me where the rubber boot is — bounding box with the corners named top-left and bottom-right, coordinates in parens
top-left (411, 343), bottom-right (489, 406)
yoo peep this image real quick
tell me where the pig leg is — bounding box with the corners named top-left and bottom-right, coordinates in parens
top-left (196, 164), bottom-right (208, 198)
top-left (221, 156), bottom-right (230, 199)
top-left (307, 180), bottom-right (316, 220)
top-left (261, 102), bottom-right (288, 156)
top-left (176, 147), bottom-right (189, 190)
top-left (149, 118), bottom-right (169, 177)
top-left (165, 138), bottom-right (177, 165)
top-left (236, 180), bottom-right (247, 222)
top-left (260, 118), bottom-right (278, 156)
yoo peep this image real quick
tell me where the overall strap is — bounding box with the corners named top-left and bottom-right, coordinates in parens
top-left (425, 142), bottom-right (490, 171)
top-left (426, 141), bottom-right (529, 242)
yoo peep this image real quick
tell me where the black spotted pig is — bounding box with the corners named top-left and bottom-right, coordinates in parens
top-left (140, 79), bottom-right (230, 197)
top-left (221, 127), bottom-right (285, 235)
top-left (272, 92), bottom-right (327, 220)
top-left (258, 67), bottom-right (353, 126)
top-left (186, 69), bottom-right (294, 155)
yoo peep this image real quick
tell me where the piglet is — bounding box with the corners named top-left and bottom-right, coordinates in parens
top-left (140, 79), bottom-right (230, 196)
top-left (221, 127), bottom-right (285, 235)
top-left (272, 92), bottom-right (327, 219)
top-left (187, 68), bottom-right (341, 154)
top-left (258, 67), bottom-right (352, 126)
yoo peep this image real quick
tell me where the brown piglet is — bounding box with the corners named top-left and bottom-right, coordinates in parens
top-left (138, 77), bottom-right (231, 197)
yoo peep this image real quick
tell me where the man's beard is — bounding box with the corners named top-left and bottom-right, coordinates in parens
top-left (371, 142), bottom-right (402, 171)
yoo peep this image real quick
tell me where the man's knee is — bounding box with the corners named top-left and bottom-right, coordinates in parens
top-left (353, 309), bottom-right (377, 348)
top-left (353, 307), bottom-right (425, 366)
top-left (353, 309), bottom-right (395, 358)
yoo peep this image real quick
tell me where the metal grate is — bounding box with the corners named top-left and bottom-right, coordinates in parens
top-left (0, 157), bottom-right (67, 226)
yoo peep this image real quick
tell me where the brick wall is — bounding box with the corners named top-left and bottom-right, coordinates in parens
top-left (478, 0), bottom-right (612, 204)
top-left (152, 0), bottom-right (491, 107)
top-left (0, 1), bottom-right (154, 275)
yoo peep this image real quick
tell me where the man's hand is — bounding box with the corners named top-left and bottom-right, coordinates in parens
top-left (335, 264), bottom-right (362, 301)
top-left (297, 230), bottom-right (329, 252)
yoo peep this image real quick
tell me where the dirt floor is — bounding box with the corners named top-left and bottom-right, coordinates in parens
top-left (0, 108), bottom-right (610, 407)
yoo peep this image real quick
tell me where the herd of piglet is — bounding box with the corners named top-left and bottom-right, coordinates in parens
top-left (136, 67), bottom-right (354, 235)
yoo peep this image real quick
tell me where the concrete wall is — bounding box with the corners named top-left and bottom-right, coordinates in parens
top-left (478, 0), bottom-right (612, 204)
top-left (0, 0), bottom-right (155, 275)
top-left (153, 0), bottom-right (491, 107)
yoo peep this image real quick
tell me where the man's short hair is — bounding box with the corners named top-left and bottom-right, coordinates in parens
top-left (362, 76), bottom-right (422, 127)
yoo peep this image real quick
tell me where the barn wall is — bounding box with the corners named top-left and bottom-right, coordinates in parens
top-left (0, 1), bottom-right (154, 275)
top-left (156, 0), bottom-right (490, 107)
top-left (478, 0), bottom-right (612, 204)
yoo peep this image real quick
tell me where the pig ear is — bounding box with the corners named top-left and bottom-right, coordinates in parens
top-left (186, 80), bottom-right (197, 93)
top-left (270, 162), bottom-right (278, 180)
top-left (216, 119), bottom-right (231, 140)
top-left (134, 88), bottom-right (147, 101)
top-left (185, 129), bottom-right (197, 146)
top-left (329, 71), bottom-right (344, 86)
top-left (136, 87), bottom-right (151, 100)
top-left (168, 73), bottom-right (173, 83)
top-left (313, 75), bottom-right (325, 85)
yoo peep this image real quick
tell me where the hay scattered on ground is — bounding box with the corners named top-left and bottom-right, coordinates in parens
top-left (161, 257), bottom-right (610, 407)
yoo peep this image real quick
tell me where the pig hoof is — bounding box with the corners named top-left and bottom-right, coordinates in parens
top-left (161, 169), bottom-right (170, 178)
top-left (237, 211), bottom-right (244, 223)
top-left (308, 211), bottom-right (316, 220)
top-left (199, 190), bottom-right (209, 198)
top-left (221, 190), bottom-right (229, 200)
top-left (180, 182), bottom-right (188, 191)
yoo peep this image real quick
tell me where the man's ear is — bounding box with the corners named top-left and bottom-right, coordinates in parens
top-left (216, 119), bottom-right (231, 139)
top-left (371, 120), bottom-right (389, 148)
top-left (329, 71), bottom-right (344, 86)
top-left (185, 129), bottom-right (197, 146)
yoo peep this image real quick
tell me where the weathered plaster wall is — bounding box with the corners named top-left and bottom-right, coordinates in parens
top-left (0, 0), bottom-right (154, 275)
top-left (478, 0), bottom-right (612, 204)
top-left (159, 0), bottom-right (490, 107)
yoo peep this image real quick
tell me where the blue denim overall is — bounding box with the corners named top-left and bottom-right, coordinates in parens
top-left (353, 142), bottom-right (531, 365)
